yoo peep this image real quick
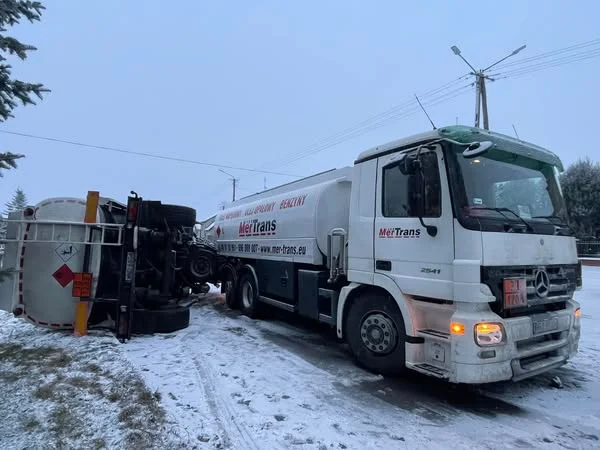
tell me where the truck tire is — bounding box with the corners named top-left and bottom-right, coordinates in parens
top-left (189, 248), bottom-right (216, 282)
top-left (221, 264), bottom-right (238, 309)
top-left (131, 306), bottom-right (191, 335)
top-left (345, 291), bottom-right (406, 376)
top-left (236, 271), bottom-right (261, 318)
top-left (161, 204), bottom-right (196, 227)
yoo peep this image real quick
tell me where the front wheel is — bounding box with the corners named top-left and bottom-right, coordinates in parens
top-left (345, 291), bottom-right (407, 376)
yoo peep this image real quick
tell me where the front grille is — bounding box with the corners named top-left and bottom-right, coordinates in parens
top-left (516, 332), bottom-right (563, 351)
top-left (482, 265), bottom-right (578, 318)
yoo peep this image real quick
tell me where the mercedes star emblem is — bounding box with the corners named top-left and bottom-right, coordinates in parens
top-left (534, 269), bottom-right (550, 298)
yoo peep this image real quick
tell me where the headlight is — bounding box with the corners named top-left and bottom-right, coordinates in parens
top-left (475, 322), bottom-right (505, 346)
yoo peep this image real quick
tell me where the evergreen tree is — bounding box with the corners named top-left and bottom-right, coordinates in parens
top-left (560, 157), bottom-right (600, 238)
top-left (0, 1), bottom-right (48, 282)
top-left (3, 187), bottom-right (27, 214)
top-left (0, 187), bottom-right (27, 276)
top-left (0, 1), bottom-right (49, 176)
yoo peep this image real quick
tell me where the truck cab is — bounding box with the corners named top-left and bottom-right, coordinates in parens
top-left (342, 125), bottom-right (582, 383)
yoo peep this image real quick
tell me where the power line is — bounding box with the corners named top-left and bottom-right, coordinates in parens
top-left (0, 130), bottom-right (303, 178)
top-left (490, 47), bottom-right (600, 79)
top-left (210, 77), bottom-right (474, 196)
top-left (216, 82), bottom-right (475, 196)
top-left (248, 74), bottom-right (471, 172)
top-left (212, 38), bottom-right (600, 198)
top-left (492, 38), bottom-right (600, 71)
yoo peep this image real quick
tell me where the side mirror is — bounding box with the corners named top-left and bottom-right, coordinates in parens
top-left (412, 157), bottom-right (438, 238)
top-left (399, 155), bottom-right (420, 175)
top-left (462, 141), bottom-right (494, 158)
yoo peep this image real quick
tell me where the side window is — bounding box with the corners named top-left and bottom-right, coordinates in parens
top-left (382, 151), bottom-right (441, 218)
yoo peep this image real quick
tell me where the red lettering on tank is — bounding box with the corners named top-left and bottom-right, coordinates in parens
top-left (223, 210), bottom-right (242, 220)
top-left (239, 219), bottom-right (277, 237)
top-left (245, 201), bottom-right (276, 216)
top-left (279, 194), bottom-right (307, 210)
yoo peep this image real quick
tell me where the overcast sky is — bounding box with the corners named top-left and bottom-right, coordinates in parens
top-left (1, 0), bottom-right (599, 219)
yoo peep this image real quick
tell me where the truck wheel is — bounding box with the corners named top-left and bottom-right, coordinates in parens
top-left (161, 204), bottom-right (196, 227)
top-left (224, 279), bottom-right (237, 309)
top-left (131, 306), bottom-right (191, 335)
top-left (221, 264), bottom-right (238, 309)
top-left (236, 271), bottom-right (260, 318)
top-left (345, 291), bottom-right (406, 376)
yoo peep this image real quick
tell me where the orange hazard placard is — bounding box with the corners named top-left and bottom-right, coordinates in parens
top-left (72, 272), bottom-right (92, 298)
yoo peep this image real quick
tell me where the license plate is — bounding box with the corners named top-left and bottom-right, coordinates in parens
top-left (533, 317), bottom-right (559, 335)
top-left (503, 278), bottom-right (527, 309)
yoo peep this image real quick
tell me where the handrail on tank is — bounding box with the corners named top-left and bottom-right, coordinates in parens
top-left (327, 228), bottom-right (347, 284)
top-left (1, 218), bottom-right (125, 247)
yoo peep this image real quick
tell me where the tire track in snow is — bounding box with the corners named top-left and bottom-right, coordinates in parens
top-left (182, 339), bottom-right (260, 450)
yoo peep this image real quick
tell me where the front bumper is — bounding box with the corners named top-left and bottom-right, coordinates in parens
top-left (448, 299), bottom-right (581, 384)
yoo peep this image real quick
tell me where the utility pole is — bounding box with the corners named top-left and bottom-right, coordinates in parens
top-left (219, 169), bottom-right (239, 202)
top-left (451, 44), bottom-right (526, 130)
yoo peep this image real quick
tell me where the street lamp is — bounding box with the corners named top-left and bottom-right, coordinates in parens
top-left (451, 44), bottom-right (526, 130)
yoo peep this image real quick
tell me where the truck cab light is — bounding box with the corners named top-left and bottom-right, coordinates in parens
top-left (450, 322), bottom-right (465, 335)
top-left (475, 322), bottom-right (505, 346)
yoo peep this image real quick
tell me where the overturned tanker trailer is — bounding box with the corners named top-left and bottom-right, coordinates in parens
top-left (0, 192), bottom-right (221, 341)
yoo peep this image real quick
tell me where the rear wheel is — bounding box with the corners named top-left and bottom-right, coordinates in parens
top-left (138, 202), bottom-right (196, 228)
top-left (224, 279), bottom-right (237, 309)
top-left (236, 271), bottom-right (261, 318)
top-left (161, 204), bottom-right (196, 227)
top-left (345, 291), bottom-right (406, 376)
top-left (221, 264), bottom-right (238, 309)
top-left (131, 306), bottom-right (190, 335)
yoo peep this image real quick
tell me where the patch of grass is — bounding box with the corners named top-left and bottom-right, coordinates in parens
top-left (84, 363), bottom-right (102, 374)
top-left (23, 417), bottom-right (41, 432)
top-left (0, 342), bottom-right (23, 358)
top-left (93, 438), bottom-right (107, 449)
top-left (0, 370), bottom-right (19, 383)
top-left (65, 375), bottom-right (104, 397)
top-left (45, 351), bottom-right (72, 369)
top-left (125, 429), bottom-right (150, 450)
top-left (0, 339), bottom-right (171, 448)
top-left (118, 405), bottom-right (142, 429)
top-left (33, 383), bottom-right (57, 401)
top-left (107, 388), bottom-right (120, 403)
top-left (50, 404), bottom-right (83, 440)
top-left (0, 343), bottom-right (72, 373)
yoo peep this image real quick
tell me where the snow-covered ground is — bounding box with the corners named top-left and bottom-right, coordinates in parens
top-left (1, 267), bottom-right (599, 449)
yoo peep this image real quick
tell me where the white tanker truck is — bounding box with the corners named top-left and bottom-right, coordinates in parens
top-left (212, 125), bottom-right (582, 384)
top-left (0, 125), bottom-right (582, 384)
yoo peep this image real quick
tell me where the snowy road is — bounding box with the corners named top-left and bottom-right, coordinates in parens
top-left (123, 267), bottom-right (600, 450)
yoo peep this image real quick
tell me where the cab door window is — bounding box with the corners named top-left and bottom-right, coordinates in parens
top-left (382, 151), bottom-right (441, 218)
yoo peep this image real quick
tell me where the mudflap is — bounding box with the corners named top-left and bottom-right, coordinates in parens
top-left (131, 306), bottom-right (191, 335)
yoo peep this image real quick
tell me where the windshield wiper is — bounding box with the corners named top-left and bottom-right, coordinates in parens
top-left (469, 207), bottom-right (534, 232)
top-left (532, 215), bottom-right (576, 236)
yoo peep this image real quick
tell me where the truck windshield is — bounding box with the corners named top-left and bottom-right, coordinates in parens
top-left (446, 144), bottom-right (570, 235)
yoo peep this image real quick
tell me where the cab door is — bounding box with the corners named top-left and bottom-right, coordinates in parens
top-left (373, 145), bottom-right (455, 300)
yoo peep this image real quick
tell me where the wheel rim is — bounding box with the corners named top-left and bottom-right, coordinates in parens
top-left (241, 281), bottom-right (254, 309)
top-left (360, 312), bottom-right (398, 355)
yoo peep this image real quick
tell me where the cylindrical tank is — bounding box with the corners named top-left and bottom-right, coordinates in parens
top-left (18, 197), bottom-right (104, 329)
top-left (214, 168), bottom-right (352, 266)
